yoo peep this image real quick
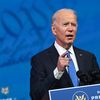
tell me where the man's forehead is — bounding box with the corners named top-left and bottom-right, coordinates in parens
top-left (56, 14), bottom-right (77, 23)
top-left (56, 11), bottom-right (76, 19)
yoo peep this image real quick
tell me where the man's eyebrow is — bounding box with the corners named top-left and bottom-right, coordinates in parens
top-left (63, 22), bottom-right (76, 25)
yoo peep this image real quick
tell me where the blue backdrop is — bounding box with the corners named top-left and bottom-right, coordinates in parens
top-left (0, 0), bottom-right (100, 99)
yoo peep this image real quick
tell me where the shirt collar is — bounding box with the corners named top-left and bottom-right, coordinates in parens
top-left (54, 41), bottom-right (74, 56)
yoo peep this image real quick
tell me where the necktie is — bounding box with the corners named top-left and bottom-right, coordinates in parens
top-left (66, 51), bottom-right (78, 86)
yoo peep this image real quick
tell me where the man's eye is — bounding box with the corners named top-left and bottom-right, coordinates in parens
top-left (63, 23), bottom-right (69, 26)
top-left (71, 23), bottom-right (77, 26)
top-left (63, 23), bottom-right (77, 26)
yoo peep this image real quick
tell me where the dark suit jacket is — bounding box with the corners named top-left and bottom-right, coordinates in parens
top-left (30, 44), bottom-right (99, 100)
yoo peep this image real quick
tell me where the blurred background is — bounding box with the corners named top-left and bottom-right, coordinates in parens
top-left (0, 0), bottom-right (100, 99)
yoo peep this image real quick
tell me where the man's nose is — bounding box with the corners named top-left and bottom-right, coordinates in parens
top-left (68, 23), bottom-right (72, 27)
top-left (67, 23), bottom-right (73, 31)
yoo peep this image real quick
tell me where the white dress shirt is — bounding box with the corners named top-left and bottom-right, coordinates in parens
top-left (53, 41), bottom-right (79, 80)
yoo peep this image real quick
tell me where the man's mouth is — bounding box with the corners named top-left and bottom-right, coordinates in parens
top-left (66, 34), bottom-right (73, 37)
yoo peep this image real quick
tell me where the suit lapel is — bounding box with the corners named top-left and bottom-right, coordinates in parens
top-left (47, 44), bottom-right (59, 69)
top-left (74, 47), bottom-right (85, 72)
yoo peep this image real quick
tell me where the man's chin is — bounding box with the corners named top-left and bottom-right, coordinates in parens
top-left (64, 42), bottom-right (73, 48)
top-left (66, 40), bottom-right (73, 45)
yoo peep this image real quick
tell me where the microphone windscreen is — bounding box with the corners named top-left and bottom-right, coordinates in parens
top-left (76, 71), bottom-right (92, 85)
top-left (89, 70), bottom-right (100, 83)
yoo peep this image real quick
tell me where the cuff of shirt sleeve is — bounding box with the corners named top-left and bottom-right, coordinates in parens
top-left (53, 67), bottom-right (64, 80)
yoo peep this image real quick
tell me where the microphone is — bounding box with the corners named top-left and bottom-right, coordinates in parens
top-left (76, 71), bottom-right (92, 86)
top-left (89, 70), bottom-right (100, 84)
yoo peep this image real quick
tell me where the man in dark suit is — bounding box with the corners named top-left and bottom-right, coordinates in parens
top-left (30, 8), bottom-right (100, 100)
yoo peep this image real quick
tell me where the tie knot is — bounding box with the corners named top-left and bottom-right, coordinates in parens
top-left (66, 51), bottom-right (70, 58)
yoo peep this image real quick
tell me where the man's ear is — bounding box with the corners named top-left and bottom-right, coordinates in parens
top-left (52, 24), bottom-right (56, 35)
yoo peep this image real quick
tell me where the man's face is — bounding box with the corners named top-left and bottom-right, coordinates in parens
top-left (52, 10), bottom-right (77, 48)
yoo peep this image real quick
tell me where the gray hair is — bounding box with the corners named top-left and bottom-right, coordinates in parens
top-left (52, 8), bottom-right (77, 24)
